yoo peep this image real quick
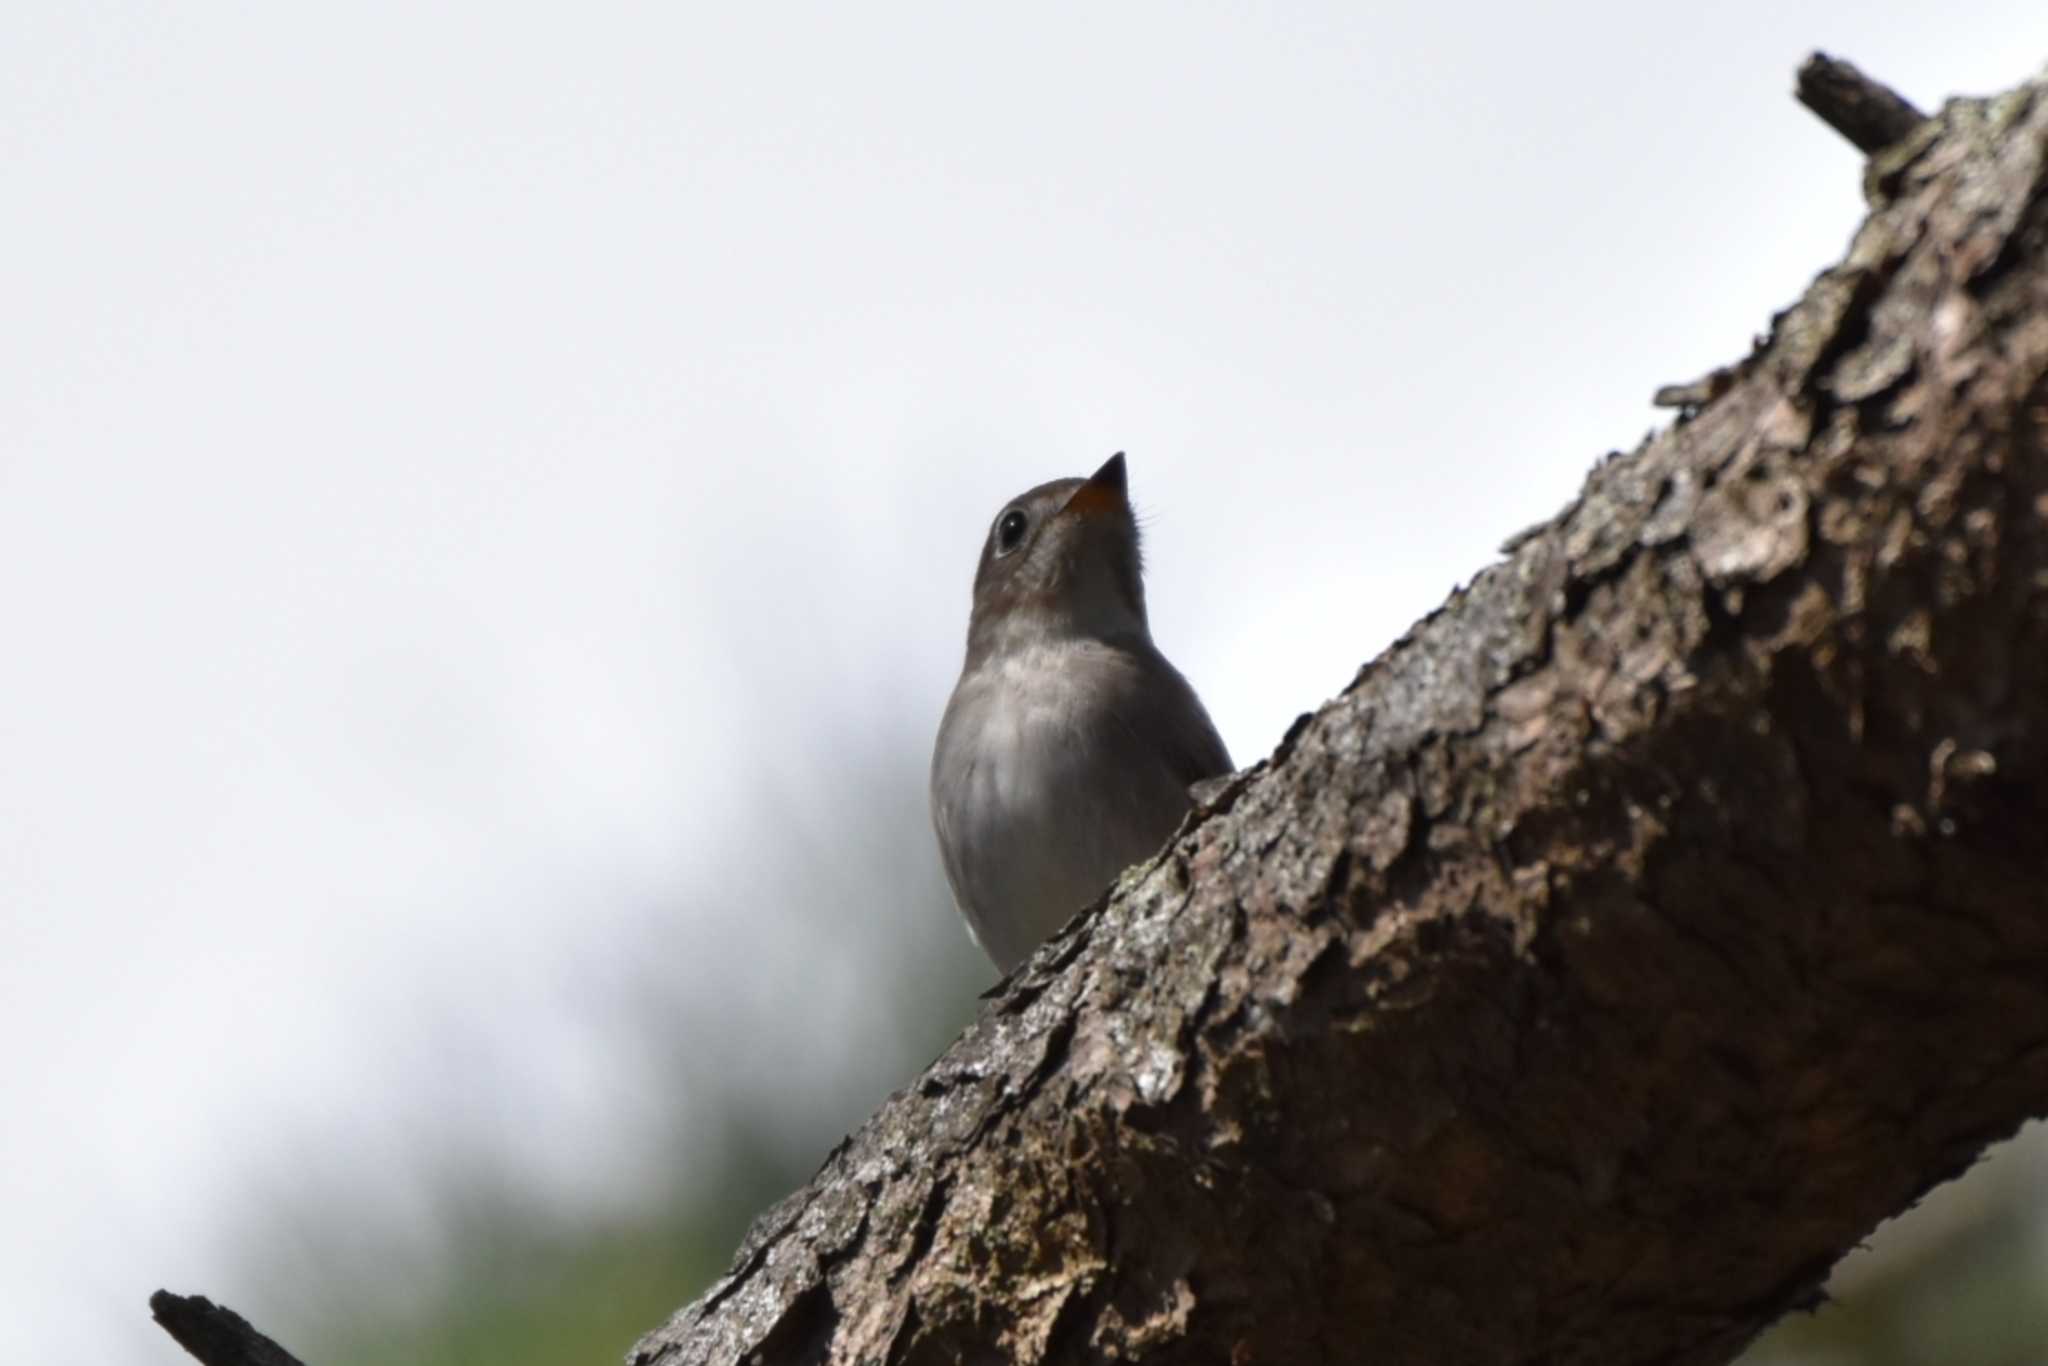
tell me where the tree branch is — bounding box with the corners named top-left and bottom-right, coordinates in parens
top-left (1796, 52), bottom-right (1928, 154)
top-left (150, 1292), bottom-right (307, 1366)
top-left (628, 59), bottom-right (2048, 1366)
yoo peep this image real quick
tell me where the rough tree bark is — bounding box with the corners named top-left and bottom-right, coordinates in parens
top-left (625, 58), bottom-right (2048, 1366)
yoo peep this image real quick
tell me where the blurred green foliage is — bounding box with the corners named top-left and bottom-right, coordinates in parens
top-left (293, 1134), bottom-right (801, 1366)
top-left (267, 937), bottom-right (989, 1366)
top-left (232, 744), bottom-right (994, 1366)
top-left (1740, 1125), bottom-right (2048, 1366)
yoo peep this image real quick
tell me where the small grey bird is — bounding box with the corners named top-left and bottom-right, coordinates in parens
top-left (931, 453), bottom-right (1232, 973)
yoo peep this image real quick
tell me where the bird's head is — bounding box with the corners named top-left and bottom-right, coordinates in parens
top-left (965, 452), bottom-right (1149, 663)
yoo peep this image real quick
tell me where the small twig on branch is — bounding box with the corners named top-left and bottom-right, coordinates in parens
top-left (1655, 53), bottom-right (1928, 410)
top-left (1651, 361), bottom-right (1741, 411)
top-left (1797, 52), bottom-right (1927, 153)
top-left (149, 1291), bottom-right (307, 1366)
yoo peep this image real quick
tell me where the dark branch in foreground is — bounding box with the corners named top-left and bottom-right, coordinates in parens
top-left (149, 1292), bottom-right (306, 1366)
top-left (1796, 51), bottom-right (1928, 153)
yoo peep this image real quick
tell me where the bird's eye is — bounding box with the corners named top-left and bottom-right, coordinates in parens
top-left (995, 509), bottom-right (1029, 555)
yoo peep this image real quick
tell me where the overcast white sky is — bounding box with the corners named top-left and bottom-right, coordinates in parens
top-left (8, 6), bottom-right (2048, 1363)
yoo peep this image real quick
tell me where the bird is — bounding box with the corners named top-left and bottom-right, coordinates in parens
top-left (930, 453), bottom-right (1232, 973)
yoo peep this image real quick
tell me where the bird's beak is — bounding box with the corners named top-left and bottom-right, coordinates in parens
top-left (1062, 452), bottom-right (1129, 520)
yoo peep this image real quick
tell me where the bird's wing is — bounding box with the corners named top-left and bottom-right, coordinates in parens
top-left (1119, 642), bottom-right (1233, 792)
